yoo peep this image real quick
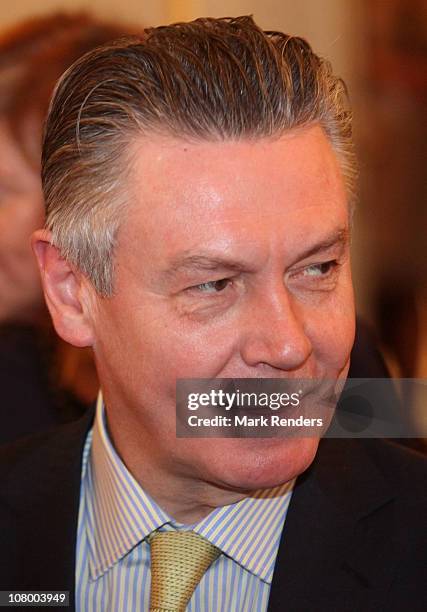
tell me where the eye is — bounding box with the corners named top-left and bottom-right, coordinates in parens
top-left (302, 260), bottom-right (338, 277)
top-left (190, 278), bottom-right (231, 293)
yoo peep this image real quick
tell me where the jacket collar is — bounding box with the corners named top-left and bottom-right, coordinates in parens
top-left (267, 437), bottom-right (396, 612)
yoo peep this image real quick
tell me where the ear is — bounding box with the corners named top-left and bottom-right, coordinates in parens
top-left (31, 229), bottom-right (96, 347)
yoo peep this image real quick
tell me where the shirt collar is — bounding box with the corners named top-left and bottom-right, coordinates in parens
top-left (85, 392), bottom-right (294, 583)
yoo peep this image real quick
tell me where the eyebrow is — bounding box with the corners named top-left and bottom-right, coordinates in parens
top-left (164, 227), bottom-right (350, 278)
top-left (294, 227), bottom-right (350, 262)
top-left (165, 254), bottom-right (248, 277)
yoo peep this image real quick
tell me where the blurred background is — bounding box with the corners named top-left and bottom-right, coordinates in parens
top-left (0, 0), bottom-right (425, 443)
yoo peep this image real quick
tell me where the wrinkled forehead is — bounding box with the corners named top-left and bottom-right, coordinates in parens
top-left (116, 126), bottom-right (350, 272)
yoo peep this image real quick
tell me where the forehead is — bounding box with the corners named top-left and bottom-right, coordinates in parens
top-left (120, 125), bottom-right (348, 262)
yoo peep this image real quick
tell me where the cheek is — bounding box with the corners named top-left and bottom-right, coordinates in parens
top-left (142, 319), bottom-right (237, 381)
top-left (308, 282), bottom-right (356, 370)
top-left (96, 298), bottom-right (237, 397)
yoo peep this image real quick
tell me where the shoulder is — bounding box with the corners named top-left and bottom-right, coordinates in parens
top-left (314, 437), bottom-right (427, 528)
top-left (361, 438), bottom-right (426, 477)
top-left (0, 408), bottom-right (95, 590)
top-left (360, 438), bottom-right (427, 515)
top-left (284, 438), bottom-right (426, 608)
top-left (316, 437), bottom-right (426, 488)
top-left (352, 438), bottom-right (426, 497)
top-left (0, 407), bottom-right (95, 498)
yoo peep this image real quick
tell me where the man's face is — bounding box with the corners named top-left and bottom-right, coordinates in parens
top-left (92, 125), bottom-right (355, 491)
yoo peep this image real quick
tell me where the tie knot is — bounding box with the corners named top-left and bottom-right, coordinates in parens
top-left (149, 531), bottom-right (221, 612)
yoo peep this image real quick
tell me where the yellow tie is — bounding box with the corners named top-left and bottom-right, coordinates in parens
top-left (149, 531), bottom-right (221, 612)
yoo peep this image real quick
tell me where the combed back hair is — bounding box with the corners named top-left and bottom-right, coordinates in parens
top-left (42, 15), bottom-right (357, 296)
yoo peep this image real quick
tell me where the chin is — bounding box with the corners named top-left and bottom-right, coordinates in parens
top-left (210, 436), bottom-right (320, 492)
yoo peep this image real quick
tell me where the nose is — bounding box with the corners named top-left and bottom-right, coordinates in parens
top-left (239, 286), bottom-right (313, 372)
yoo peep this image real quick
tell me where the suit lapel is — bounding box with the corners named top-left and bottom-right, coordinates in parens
top-left (268, 439), bottom-right (397, 612)
top-left (0, 408), bottom-right (95, 611)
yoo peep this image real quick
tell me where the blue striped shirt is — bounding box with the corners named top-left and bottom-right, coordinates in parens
top-left (75, 394), bottom-right (294, 611)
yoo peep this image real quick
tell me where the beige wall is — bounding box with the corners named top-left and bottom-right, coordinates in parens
top-left (1, 0), bottom-right (362, 84)
top-left (0, 0), bottom-right (167, 31)
top-left (169, 0), bottom-right (361, 84)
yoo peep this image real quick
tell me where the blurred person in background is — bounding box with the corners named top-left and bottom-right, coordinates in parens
top-left (0, 13), bottom-right (138, 444)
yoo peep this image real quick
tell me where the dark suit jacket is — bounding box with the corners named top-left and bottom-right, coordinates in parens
top-left (0, 409), bottom-right (425, 611)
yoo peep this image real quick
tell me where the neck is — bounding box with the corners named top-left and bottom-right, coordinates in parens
top-left (105, 406), bottom-right (254, 524)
